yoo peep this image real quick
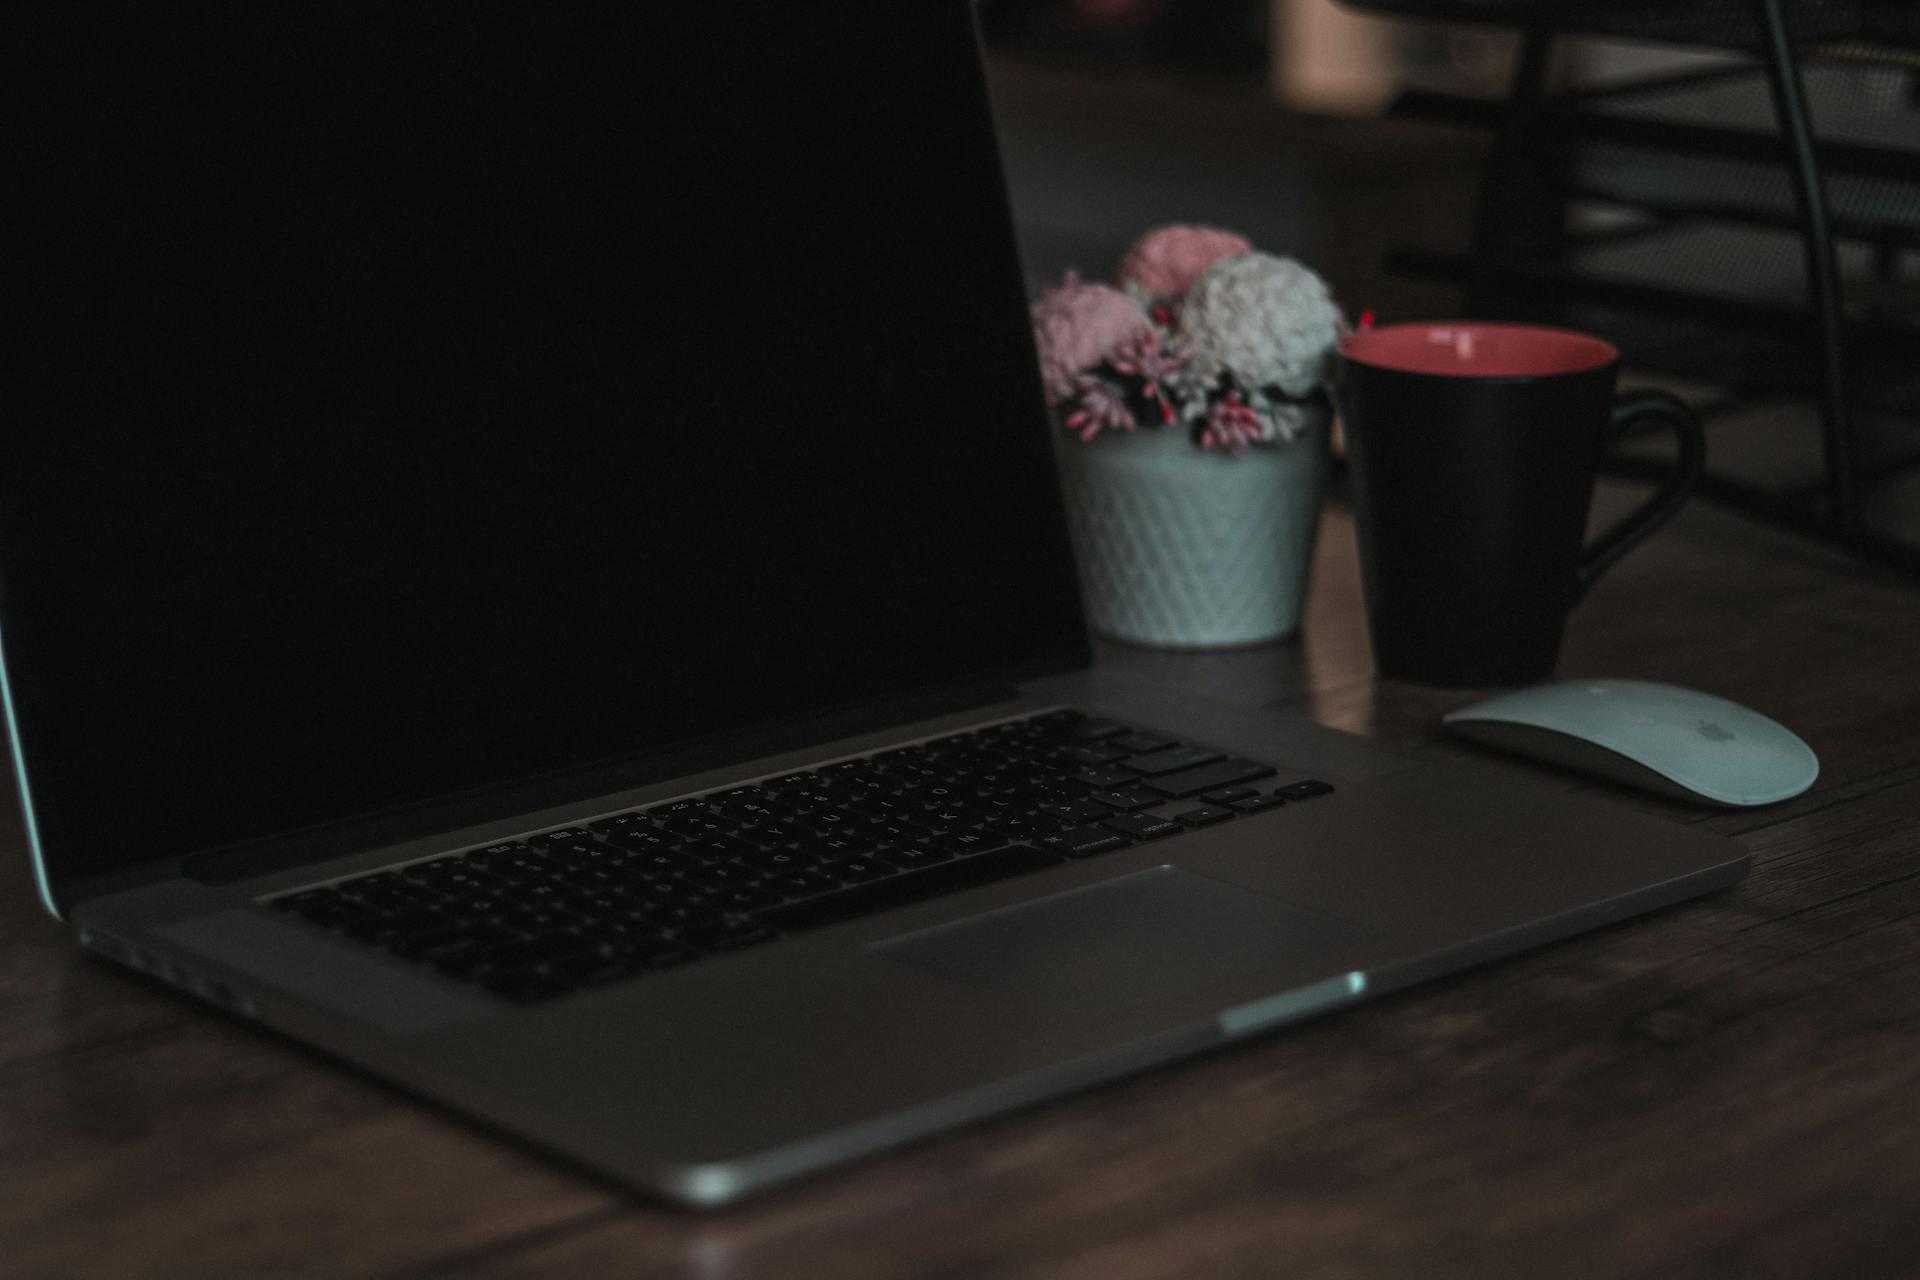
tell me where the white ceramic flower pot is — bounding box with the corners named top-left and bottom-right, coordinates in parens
top-left (1056, 409), bottom-right (1330, 649)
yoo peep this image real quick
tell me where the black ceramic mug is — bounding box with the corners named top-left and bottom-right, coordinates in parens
top-left (1335, 322), bottom-right (1704, 687)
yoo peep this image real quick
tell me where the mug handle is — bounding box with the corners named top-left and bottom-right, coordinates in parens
top-left (1572, 389), bottom-right (1705, 599)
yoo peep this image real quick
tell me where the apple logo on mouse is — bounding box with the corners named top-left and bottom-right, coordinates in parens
top-left (1696, 721), bottom-right (1736, 743)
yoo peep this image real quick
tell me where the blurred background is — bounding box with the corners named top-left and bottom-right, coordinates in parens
top-left (982, 0), bottom-right (1520, 312)
top-left (980, 0), bottom-right (1920, 575)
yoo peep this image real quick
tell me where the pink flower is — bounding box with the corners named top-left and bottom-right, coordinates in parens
top-left (1030, 271), bottom-right (1153, 404)
top-left (1064, 373), bottom-right (1138, 442)
top-left (1116, 225), bottom-right (1253, 300)
top-left (1197, 391), bottom-right (1266, 455)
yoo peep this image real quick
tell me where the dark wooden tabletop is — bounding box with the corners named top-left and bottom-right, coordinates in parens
top-left (6, 485), bottom-right (1919, 1280)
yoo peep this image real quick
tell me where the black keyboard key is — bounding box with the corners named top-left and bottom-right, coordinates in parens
top-left (660, 813), bottom-right (735, 840)
top-left (865, 819), bottom-right (935, 845)
top-left (624, 848), bottom-right (707, 877)
top-left (878, 844), bottom-right (953, 872)
top-left (758, 845), bottom-right (1064, 933)
top-left (289, 899), bottom-right (372, 931)
top-left (530, 827), bottom-right (594, 847)
top-left (1071, 766), bottom-right (1139, 789)
top-left (407, 862), bottom-right (499, 894)
top-left (1108, 732), bottom-right (1176, 754)
top-left (554, 859), bottom-right (626, 888)
top-left (1084, 787), bottom-right (1165, 812)
top-left (1274, 779), bottom-right (1335, 801)
top-left (647, 798), bottom-right (712, 819)
top-left (711, 886), bottom-right (783, 914)
top-left (541, 838), bottom-right (612, 865)
top-left (1068, 719), bottom-right (1129, 742)
top-left (1035, 800), bottom-right (1111, 826)
top-left (979, 814), bottom-right (1058, 842)
top-left (395, 923), bottom-right (519, 964)
top-left (779, 788), bottom-right (840, 812)
top-left (931, 829), bottom-right (1009, 856)
top-left (684, 863), bottom-right (764, 891)
top-left (345, 905), bottom-right (445, 948)
top-left (597, 916), bottom-right (672, 943)
top-left (603, 827), bottom-right (672, 854)
top-left (1121, 745), bottom-right (1224, 776)
top-left (848, 794), bottom-right (911, 820)
top-left (492, 852), bottom-right (564, 883)
top-left (798, 808), bottom-right (863, 834)
top-left (1231, 793), bottom-right (1290, 814)
top-left (1173, 804), bottom-right (1235, 826)
top-left (645, 903), bottom-right (713, 931)
top-left (1201, 785), bottom-right (1261, 805)
top-left (683, 833), bottom-right (758, 862)
top-left (1062, 743), bottom-right (1130, 766)
top-left (626, 877), bottom-right (710, 908)
top-left (348, 886), bottom-right (432, 914)
top-left (682, 920), bottom-right (781, 952)
top-left (736, 822), bottom-right (805, 849)
top-left (1038, 826), bottom-right (1132, 857)
top-left (587, 811), bottom-right (650, 834)
top-left (634, 943), bottom-right (705, 969)
top-left (495, 907), bottom-right (569, 934)
top-left (740, 846), bottom-right (822, 874)
top-left (818, 856), bottom-right (894, 883)
top-left (923, 804), bottom-right (982, 830)
top-left (458, 936), bottom-right (578, 973)
top-left (762, 871), bottom-right (839, 899)
top-left (1100, 813), bottom-right (1185, 841)
top-left (1141, 759), bottom-right (1277, 799)
top-left (797, 833), bottom-right (880, 862)
top-left (714, 799), bottom-right (782, 825)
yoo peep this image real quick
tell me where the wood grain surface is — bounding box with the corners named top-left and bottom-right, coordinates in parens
top-left (5, 485), bottom-right (1918, 1279)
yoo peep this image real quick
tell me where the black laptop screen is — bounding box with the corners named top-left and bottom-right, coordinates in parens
top-left (3, 3), bottom-right (1087, 895)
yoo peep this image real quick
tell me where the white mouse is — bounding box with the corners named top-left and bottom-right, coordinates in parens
top-left (1442, 678), bottom-right (1818, 807)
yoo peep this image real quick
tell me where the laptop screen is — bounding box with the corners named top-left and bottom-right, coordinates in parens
top-left (4, 3), bottom-right (1086, 898)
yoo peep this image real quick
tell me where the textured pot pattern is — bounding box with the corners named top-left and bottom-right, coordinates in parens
top-left (1057, 409), bottom-right (1330, 649)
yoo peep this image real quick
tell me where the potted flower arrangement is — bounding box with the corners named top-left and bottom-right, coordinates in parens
top-left (1033, 225), bottom-right (1344, 648)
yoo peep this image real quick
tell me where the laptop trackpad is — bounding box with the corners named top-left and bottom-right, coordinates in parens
top-left (873, 866), bottom-right (1368, 1018)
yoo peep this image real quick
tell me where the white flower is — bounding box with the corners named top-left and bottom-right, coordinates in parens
top-left (1177, 253), bottom-right (1342, 400)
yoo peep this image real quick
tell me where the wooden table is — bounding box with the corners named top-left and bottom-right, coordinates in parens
top-left (6, 486), bottom-right (1919, 1279)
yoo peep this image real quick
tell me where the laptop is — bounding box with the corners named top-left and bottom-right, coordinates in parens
top-left (4, 3), bottom-right (1746, 1206)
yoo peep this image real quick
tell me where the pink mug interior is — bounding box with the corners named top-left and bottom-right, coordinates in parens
top-left (1340, 322), bottom-right (1617, 378)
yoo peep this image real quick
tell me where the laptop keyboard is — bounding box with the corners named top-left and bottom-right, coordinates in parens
top-left (265, 709), bottom-right (1334, 1003)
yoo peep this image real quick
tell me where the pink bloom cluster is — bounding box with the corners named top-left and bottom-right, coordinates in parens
top-left (1117, 224), bottom-right (1252, 303)
top-left (1031, 225), bottom-right (1340, 453)
top-left (1029, 272), bottom-right (1152, 405)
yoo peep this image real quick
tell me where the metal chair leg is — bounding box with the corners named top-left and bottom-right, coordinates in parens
top-left (1463, 16), bottom-right (1558, 320)
top-left (1755, 0), bottom-right (1858, 536)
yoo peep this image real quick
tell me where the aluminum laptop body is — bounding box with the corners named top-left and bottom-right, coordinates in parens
top-left (4, 3), bottom-right (1747, 1206)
